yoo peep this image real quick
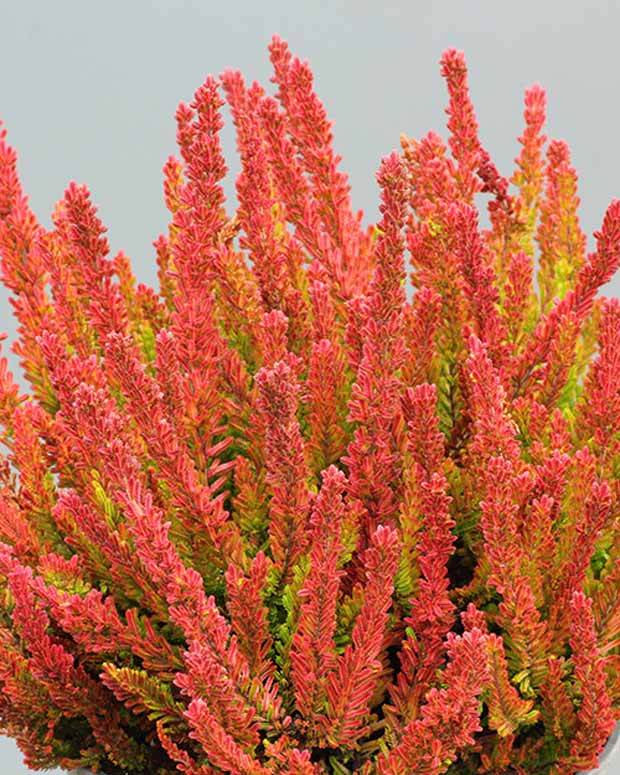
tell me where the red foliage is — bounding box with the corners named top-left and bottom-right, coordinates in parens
top-left (0, 40), bottom-right (619, 775)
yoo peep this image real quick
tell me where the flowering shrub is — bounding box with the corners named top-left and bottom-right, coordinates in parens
top-left (1, 36), bottom-right (620, 775)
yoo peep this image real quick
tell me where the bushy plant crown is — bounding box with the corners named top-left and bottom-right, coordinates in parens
top-left (0, 37), bottom-right (619, 775)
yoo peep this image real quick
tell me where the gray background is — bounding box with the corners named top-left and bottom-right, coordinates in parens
top-left (0, 1), bottom-right (619, 772)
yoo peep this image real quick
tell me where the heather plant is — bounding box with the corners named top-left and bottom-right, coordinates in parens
top-left (1, 37), bottom-right (620, 775)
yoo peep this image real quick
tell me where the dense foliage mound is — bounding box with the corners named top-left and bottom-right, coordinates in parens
top-left (1, 37), bottom-right (619, 775)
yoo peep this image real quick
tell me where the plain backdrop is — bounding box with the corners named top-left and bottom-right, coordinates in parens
top-left (1, 1), bottom-right (619, 772)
